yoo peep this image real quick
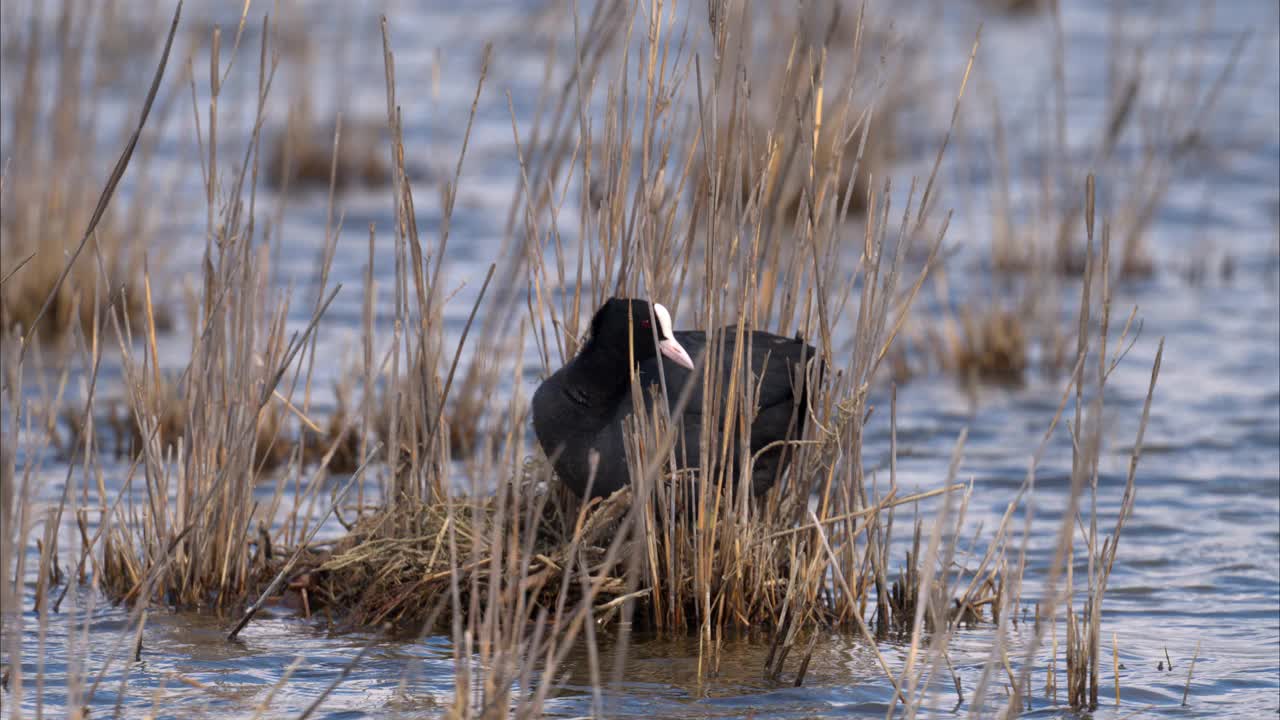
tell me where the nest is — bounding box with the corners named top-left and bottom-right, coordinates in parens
top-left (279, 470), bottom-right (635, 634)
top-left (266, 422), bottom-right (999, 639)
top-left (271, 465), bottom-right (825, 636)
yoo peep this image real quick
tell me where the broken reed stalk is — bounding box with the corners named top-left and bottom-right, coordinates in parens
top-left (1181, 640), bottom-right (1201, 706)
top-left (1113, 631), bottom-right (1120, 705)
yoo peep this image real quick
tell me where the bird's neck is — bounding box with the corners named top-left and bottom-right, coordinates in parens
top-left (563, 338), bottom-right (633, 406)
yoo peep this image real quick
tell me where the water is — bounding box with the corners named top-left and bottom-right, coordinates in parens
top-left (3, 0), bottom-right (1278, 717)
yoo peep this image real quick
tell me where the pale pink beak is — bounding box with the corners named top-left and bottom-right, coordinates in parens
top-left (659, 338), bottom-right (695, 370)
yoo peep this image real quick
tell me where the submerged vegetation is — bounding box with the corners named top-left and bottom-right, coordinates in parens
top-left (4, 0), bottom-right (1260, 717)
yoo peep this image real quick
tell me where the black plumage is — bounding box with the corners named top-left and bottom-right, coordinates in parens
top-left (532, 297), bottom-right (817, 500)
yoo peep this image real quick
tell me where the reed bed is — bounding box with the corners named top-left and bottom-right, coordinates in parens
top-left (49, 371), bottom-right (392, 476)
top-left (894, 0), bottom-right (1246, 389)
top-left (692, 0), bottom-right (904, 220)
top-left (889, 266), bottom-right (1077, 387)
top-left (264, 94), bottom-right (391, 192)
top-left (1, 1), bottom-right (1172, 717)
top-left (0, 2), bottom-right (175, 344)
top-left (986, 0), bottom-right (1245, 282)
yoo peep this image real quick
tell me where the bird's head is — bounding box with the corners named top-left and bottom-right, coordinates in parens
top-left (588, 297), bottom-right (695, 370)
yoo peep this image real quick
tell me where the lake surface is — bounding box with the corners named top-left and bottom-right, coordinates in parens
top-left (4, 0), bottom-right (1278, 717)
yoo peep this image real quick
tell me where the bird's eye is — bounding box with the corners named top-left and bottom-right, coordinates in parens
top-left (641, 319), bottom-right (651, 328)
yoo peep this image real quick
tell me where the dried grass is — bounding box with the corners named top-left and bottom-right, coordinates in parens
top-left (987, 1), bottom-right (1245, 282)
top-left (887, 1), bottom-right (1248, 393)
top-left (264, 96), bottom-right (391, 192)
top-left (0, 8), bottom-right (173, 344)
top-left (694, 2), bottom-right (903, 221)
top-left (891, 270), bottom-right (1073, 388)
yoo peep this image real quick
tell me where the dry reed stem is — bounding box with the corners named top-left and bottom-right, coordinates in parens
top-left (1181, 640), bottom-right (1201, 706)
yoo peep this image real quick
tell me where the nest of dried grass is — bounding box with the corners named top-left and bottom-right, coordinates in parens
top-left (279, 467), bottom-right (636, 633)
top-left (271, 458), bottom-right (1010, 642)
top-left (268, 432), bottom-right (903, 638)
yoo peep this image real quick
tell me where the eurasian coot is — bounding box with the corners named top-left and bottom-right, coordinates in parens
top-left (532, 297), bottom-right (816, 500)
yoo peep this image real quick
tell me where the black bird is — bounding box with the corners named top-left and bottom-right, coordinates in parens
top-left (532, 297), bottom-right (817, 500)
